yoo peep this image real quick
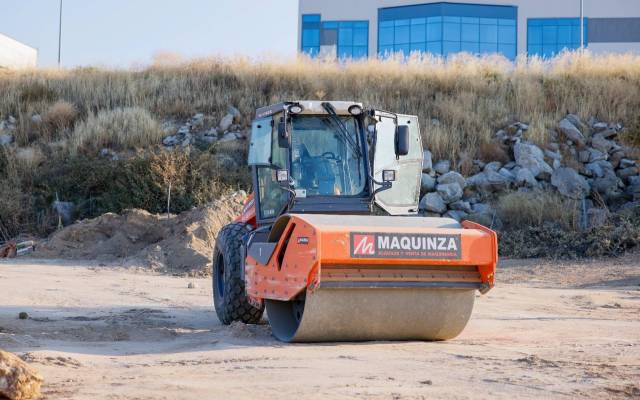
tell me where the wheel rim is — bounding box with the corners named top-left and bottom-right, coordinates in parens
top-left (215, 253), bottom-right (225, 298)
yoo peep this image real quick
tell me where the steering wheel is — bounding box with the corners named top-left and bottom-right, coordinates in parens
top-left (321, 151), bottom-right (337, 160)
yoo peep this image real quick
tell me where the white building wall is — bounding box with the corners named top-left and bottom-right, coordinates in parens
top-left (299, 0), bottom-right (640, 57)
top-left (0, 33), bottom-right (37, 69)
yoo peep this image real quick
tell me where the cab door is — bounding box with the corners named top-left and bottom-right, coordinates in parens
top-left (372, 112), bottom-right (422, 215)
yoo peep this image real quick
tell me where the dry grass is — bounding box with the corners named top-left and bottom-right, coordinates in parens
top-left (497, 190), bottom-right (578, 230)
top-left (69, 107), bottom-right (163, 152)
top-left (1, 51), bottom-right (639, 159)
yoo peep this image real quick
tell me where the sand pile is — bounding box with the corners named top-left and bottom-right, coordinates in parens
top-left (35, 191), bottom-right (247, 275)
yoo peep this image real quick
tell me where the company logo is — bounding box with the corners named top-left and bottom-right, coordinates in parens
top-left (352, 234), bottom-right (375, 255)
top-left (350, 232), bottom-right (461, 259)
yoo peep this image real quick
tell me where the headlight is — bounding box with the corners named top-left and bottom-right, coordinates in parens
top-left (288, 104), bottom-right (304, 114)
top-left (348, 104), bottom-right (363, 116)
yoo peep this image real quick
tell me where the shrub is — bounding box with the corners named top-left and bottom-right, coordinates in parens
top-left (43, 100), bottom-right (78, 137)
top-left (497, 190), bottom-right (577, 230)
top-left (70, 107), bottom-right (163, 152)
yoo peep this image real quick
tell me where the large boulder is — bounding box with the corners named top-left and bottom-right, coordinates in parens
top-left (515, 168), bottom-right (538, 188)
top-left (422, 150), bottom-right (433, 173)
top-left (445, 210), bottom-right (468, 222)
top-left (617, 166), bottom-right (639, 180)
top-left (591, 134), bottom-right (615, 154)
top-left (467, 170), bottom-right (509, 193)
top-left (0, 350), bottom-right (43, 400)
top-left (420, 173), bottom-right (436, 192)
top-left (585, 160), bottom-right (614, 178)
top-left (558, 118), bottom-right (586, 146)
top-left (551, 167), bottom-right (590, 199)
top-left (449, 200), bottom-right (472, 213)
top-left (514, 142), bottom-right (553, 178)
top-left (437, 171), bottom-right (466, 188)
top-left (433, 160), bottom-right (451, 175)
top-left (419, 192), bottom-right (447, 214)
top-left (436, 182), bottom-right (463, 204)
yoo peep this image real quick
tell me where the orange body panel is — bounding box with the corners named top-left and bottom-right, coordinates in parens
top-left (235, 193), bottom-right (257, 228)
top-left (245, 214), bottom-right (498, 302)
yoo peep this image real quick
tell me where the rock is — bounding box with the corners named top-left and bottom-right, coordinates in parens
top-left (436, 183), bottom-right (463, 204)
top-left (419, 192), bottom-right (447, 214)
top-left (7, 116), bottom-right (16, 124)
top-left (162, 135), bottom-right (180, 146)
top-left (514, 142), bottom-right (553, 178)
top-left (558, 118), bottom-right (585, 146)
top-left (433, 160), bottom-right (450, 175)
top-left (52, 201), bottom-right (75, 226)
top-left (218, 113), bottom-right (235, 132)
top-left (483, 161), bottom-right (502, 172)
top-left (449, 200), bottom-right (472, 213)
top-left (503, 161), bottom-right (516, 169)
top-left (471, 203), bottom-right (491, 214)
top-left (0, 134), bottom-right (14, 146)
top-left (587, 148), bottom-right (607, 163)
top-left (619, 159), bottom-right (636, 169)
top-left (187, 282), bottom-right (196, 289)
top-left (587, 208), bottom-right (609, 228)
top-left (629, 176), bottom-right (640, 187)
top-left (498, 167), bottom-right (516, 182)
top-left (30, 114), bottom-right (42, 124)
top-left (191, 113), bottom-right (205, 129)
top-left (585, 160), bottom-right (613, 178)
top-left (565, 114), bottom-right (583, 129)
top-left (420, 174), bottom-right (436, 192)
top-left (547, 142), bottom-right (560, 152)
top-left (591, 134), bottom-right (615, 154)
top-left (597, 129), bottom-right (617, 139)
top-left (18, 312), bottom-right (28, 320)
top-left (592, 122), bottom-right (609, 132)
top-left (219, 132), bottom-right (241, 143)
top-left (177, 125), bottom-right (190, 135)
top-left (578, 150), bottom-right (590, 163)
top-left (0, 350), bottom-right (43, 400)
top-left (437, 171), bottom-right (466, 188)
top-left (227, 105), bottom-right (241, 118)
top-left (592, 170), bottom-right (621, 194)
top-left (467, 170), bottom-right (509, 193)
top-left (609, 151), bottom-right (625, 169)
top-left (544, 149), bottom-right (562, 161)
top-left (422, 150), bottom-right (433, 172)
top-left (515, 168), bottom-right (538, 187)
top-left (445, 210), bottom-right (468, 222)
top-left (551, 167), bottom-right (590, 199)
top-left (181, 132), bottom-right (194, 147)
top-left (617, 166), bottom-right (639, 180)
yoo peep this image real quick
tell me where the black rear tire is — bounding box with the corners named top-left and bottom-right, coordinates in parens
top-left (212, 222), bottom-right (264, 324)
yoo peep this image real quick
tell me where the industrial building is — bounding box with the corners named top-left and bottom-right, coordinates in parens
top-left (0, 33), bottom-right (37, 69)
top-left (298, 0), bottom-right (640, 59)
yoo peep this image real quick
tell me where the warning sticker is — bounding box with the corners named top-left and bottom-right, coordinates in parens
top-left (350, 232), bottom-right (461, 259)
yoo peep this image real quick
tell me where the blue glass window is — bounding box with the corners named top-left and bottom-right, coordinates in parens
top-left (301, 14), bottom-right (369, 59)
top-left (527, 18), bottom-right (588, 58)
top-left (377, 3), bottom-right (517, 59)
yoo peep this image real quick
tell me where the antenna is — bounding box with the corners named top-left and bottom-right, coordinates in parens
top-left (58, 0), bottom-right (63, 66)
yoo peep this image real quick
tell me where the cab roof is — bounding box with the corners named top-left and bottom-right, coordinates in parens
top-left (255, 101), bottom-right (363, 119)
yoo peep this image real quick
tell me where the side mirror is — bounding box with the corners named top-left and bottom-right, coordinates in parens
top-left (395, 125), bottom-right (409, 156)
top-left (278, 117), bottom-right (290, 148)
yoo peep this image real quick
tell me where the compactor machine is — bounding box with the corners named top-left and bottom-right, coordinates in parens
top-left (212, 101), bottom-right (497, 342)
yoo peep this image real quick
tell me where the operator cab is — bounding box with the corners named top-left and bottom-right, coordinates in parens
top-left (248, 101), bottom-right (423, 225)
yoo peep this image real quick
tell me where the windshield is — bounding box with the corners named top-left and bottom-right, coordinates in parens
top-left (290, 115), bottom-right (366, 196)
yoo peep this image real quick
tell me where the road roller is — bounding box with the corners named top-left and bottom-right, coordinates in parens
top-left (212, 100), bottom-right (498, 342)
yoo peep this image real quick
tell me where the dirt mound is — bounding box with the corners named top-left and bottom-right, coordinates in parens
top-left (34, 191), bottom-right (247, 275)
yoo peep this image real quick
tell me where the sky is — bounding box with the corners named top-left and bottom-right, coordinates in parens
top-left (1, 0), bottom-right (299, 67)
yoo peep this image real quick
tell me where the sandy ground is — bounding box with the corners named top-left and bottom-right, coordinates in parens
top-left (0, 256), bottom-right (639, 400)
